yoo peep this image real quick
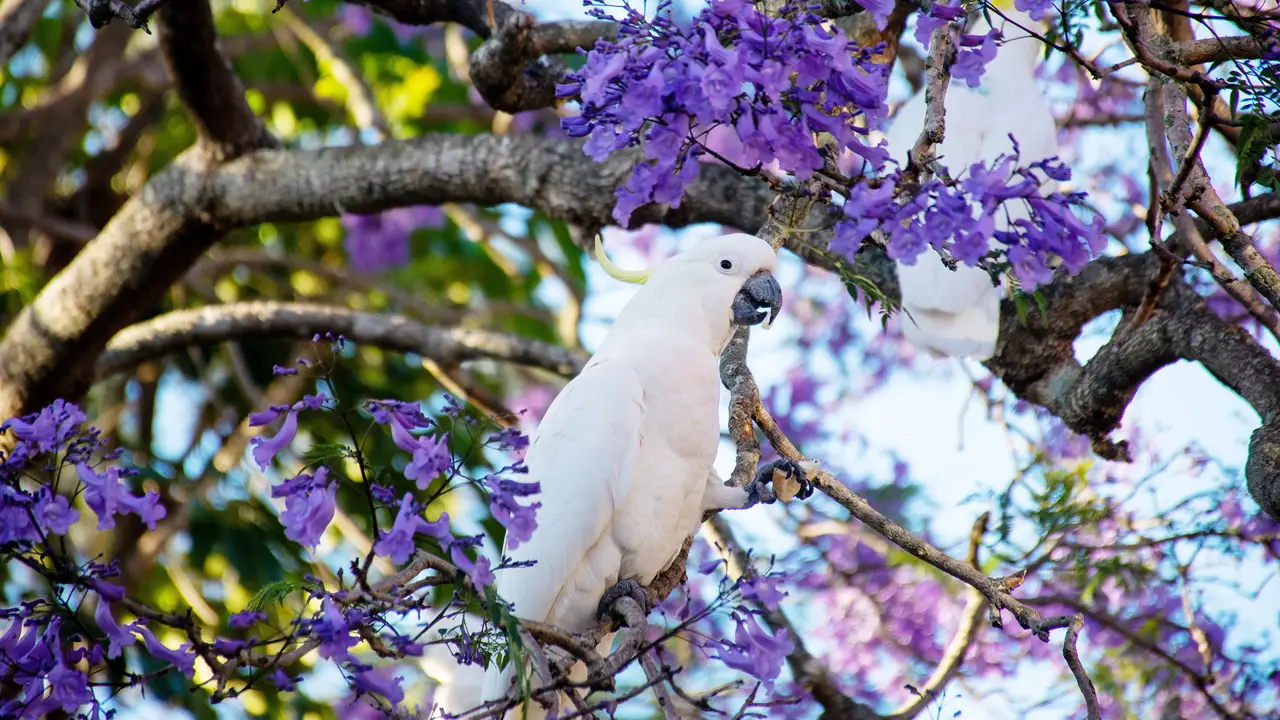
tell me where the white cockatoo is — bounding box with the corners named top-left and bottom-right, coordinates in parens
top-left (479, 232), bottom-right (813, 718)
top-left (884, 0), bottom-right (1057, 360)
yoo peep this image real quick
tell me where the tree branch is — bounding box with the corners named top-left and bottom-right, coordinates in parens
top-left (886, 514), bottom-right (989, 720)
top-left (468, 11), bottom-right (617, 113)
top-left (155, 0), bottom-right (276, 161)
top-left (356, 0), bottom-right (616, 112)
top-left (1176, 34), bottom-right (1278, 64)
top-left (0, 132), bottom-right (772, 422)
top-left (95, 301), bottom-right (588, 379)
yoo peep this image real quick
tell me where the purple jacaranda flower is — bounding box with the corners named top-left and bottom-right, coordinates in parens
top-left (41, 644), bottom-right (93, 713)
top-left (94, 600), bottom-right (137, 659)
top-left (250, 410), bottom-right (298, 469)
top-left (700, 66), bottom-right (738, 114)
top-left (374, 493), bottom-right (452, 564)
top-left (374, 401), bottom-right (452, 488)
top-left (352, 666), bottom-right (406, 706)
top-left (312, 601), bottom-right (358, 663)
top-left (34, 489), bottom-right (78, 535)
top-left (1, 399), bottom-right (86, 456)
top-left (89, 578), bottom-right (125, 602)
top-left (741, 573), bottom-right (788, 610)
top-left (559, 0), bottom-right (892, 224)
top-left (1015, 0), bottom-right (1055, 21)
top-left (915, 0), bottom-right (964, 46)
top-left (0, 487), bottom-right (38, 545)
top-left (341, 206), bottom-right (446, 273)
top-left (75, 463), bottom-right (166, 531)
top-left (229, 610), bottom-right (268, 629)
top-left (490, 426), bottom-right (529, 452)
top-left (341, 4), bottom-right (374, 35)
top-left (953, 30), bottom-right (1000, 87)
top-left (486, 476), bottom-right (541, 550)
top-left (273, 667), bottom-right (298, 691)
top-left (136, 626), bottom-right (196, 678)
top-left (715, 612), bottom-right (793, 686)
top-left (404, 432), bottom-right (450, 488)
top-left (450, 544), bottom-right (496, 590)
top-left (271, 467), bottom-right (337, 550)
top-left (248, 404), bottom-right (291, 427)
top-left (855, 0), bottom-right (894, 28)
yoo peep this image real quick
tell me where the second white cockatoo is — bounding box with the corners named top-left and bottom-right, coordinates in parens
top-left (885, 0), bottom-right (1058, 360)
top-left (480, 233), bottom-right (813, 718)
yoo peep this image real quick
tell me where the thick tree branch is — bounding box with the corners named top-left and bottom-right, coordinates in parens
top-left (1143, 78), bottom-right (1280, 340)
top-left (469, 11), bottom-right (617, 113)
top-left (1176, 34), bottom-right (1278, 63)
top-left (0, 133), bottom-right (773, 422)
top-left (95, 302), bottom-right (587, 379)
top-left (904, 20), bottom-right (956, 183)
top-left (155, 0), bottom-right (276, 161)
top-left (208, 133), bottom-right (775, 231)
top-left (356, 0), bottom-right (616, 112)
top-left (4, 24), bottom-right (131, 248)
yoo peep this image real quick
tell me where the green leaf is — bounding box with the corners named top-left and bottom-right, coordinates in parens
top-left (1013, 292), bottom-right (1031, 328)
top-left (247, 580), bottom-right (308, 611)
top-left (300, 442), bottom-right (354, 467)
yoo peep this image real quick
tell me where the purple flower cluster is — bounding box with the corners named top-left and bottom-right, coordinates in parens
top-left (484, 473), bottom-right (541, 550)
top-left (1, 401), bottom-right (165, 545)
top-left (374, 491), bottom-right (451, 563)
top-left (340, 205), bottom-right (447, 273)
top-left (558, 0), bottom-right (891, 225)
top-left (371, 400), bottom-right (452, 488)
top-left (834, 150), bottom-right (1107, 290)
top-left (559, 0), bottom-right (1102, 289)
top-left (912, 0), bottom-right (1003, 88)
top-left (249, 392), bottom-right (331, 470)
top-left (714, 610), bottom-right (794, 687)
top-left (0, 616), bottom-right (94, 718)
top-left (271, 466), bottom-right (338, 550)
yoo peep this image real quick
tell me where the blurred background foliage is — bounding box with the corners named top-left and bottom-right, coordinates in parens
top-left (0, 2), bottom-right (592, 715)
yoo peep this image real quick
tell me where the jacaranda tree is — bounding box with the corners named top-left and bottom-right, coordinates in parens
top-left (0, 0), bottom-right (1277, 717)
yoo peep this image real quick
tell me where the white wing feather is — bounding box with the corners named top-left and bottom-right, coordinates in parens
top-left (481, 358), bottom-right (644, 705)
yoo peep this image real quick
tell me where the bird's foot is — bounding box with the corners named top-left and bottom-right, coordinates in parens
top-left (746, 458), bottom-right (813, 506)
top-left (596, 578), bottom-right (652, 626)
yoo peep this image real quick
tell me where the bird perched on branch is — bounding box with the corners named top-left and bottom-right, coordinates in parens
top-left (885, 0), bottom-right (1058, 360)
top-left (480, 233), bottom-right (813, 718)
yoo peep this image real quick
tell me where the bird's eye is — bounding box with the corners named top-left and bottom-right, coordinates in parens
top-left (719, 259), bottom-right (734, 271)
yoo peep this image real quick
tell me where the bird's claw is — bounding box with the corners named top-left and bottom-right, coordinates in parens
top-left (596, 578), bottom-right (652, 624)
top-left (746, 458), bottom-right (813, 506)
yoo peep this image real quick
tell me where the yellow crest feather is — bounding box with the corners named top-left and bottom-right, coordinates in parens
top-left (594, 233), bottom-right (650, 285)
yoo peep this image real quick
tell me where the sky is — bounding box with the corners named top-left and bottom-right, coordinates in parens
top-left (49, 0), bottom-right (1280, 716)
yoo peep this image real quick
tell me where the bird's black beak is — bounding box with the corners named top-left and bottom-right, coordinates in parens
top-left (732, 272), bottom-right (782, 327)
